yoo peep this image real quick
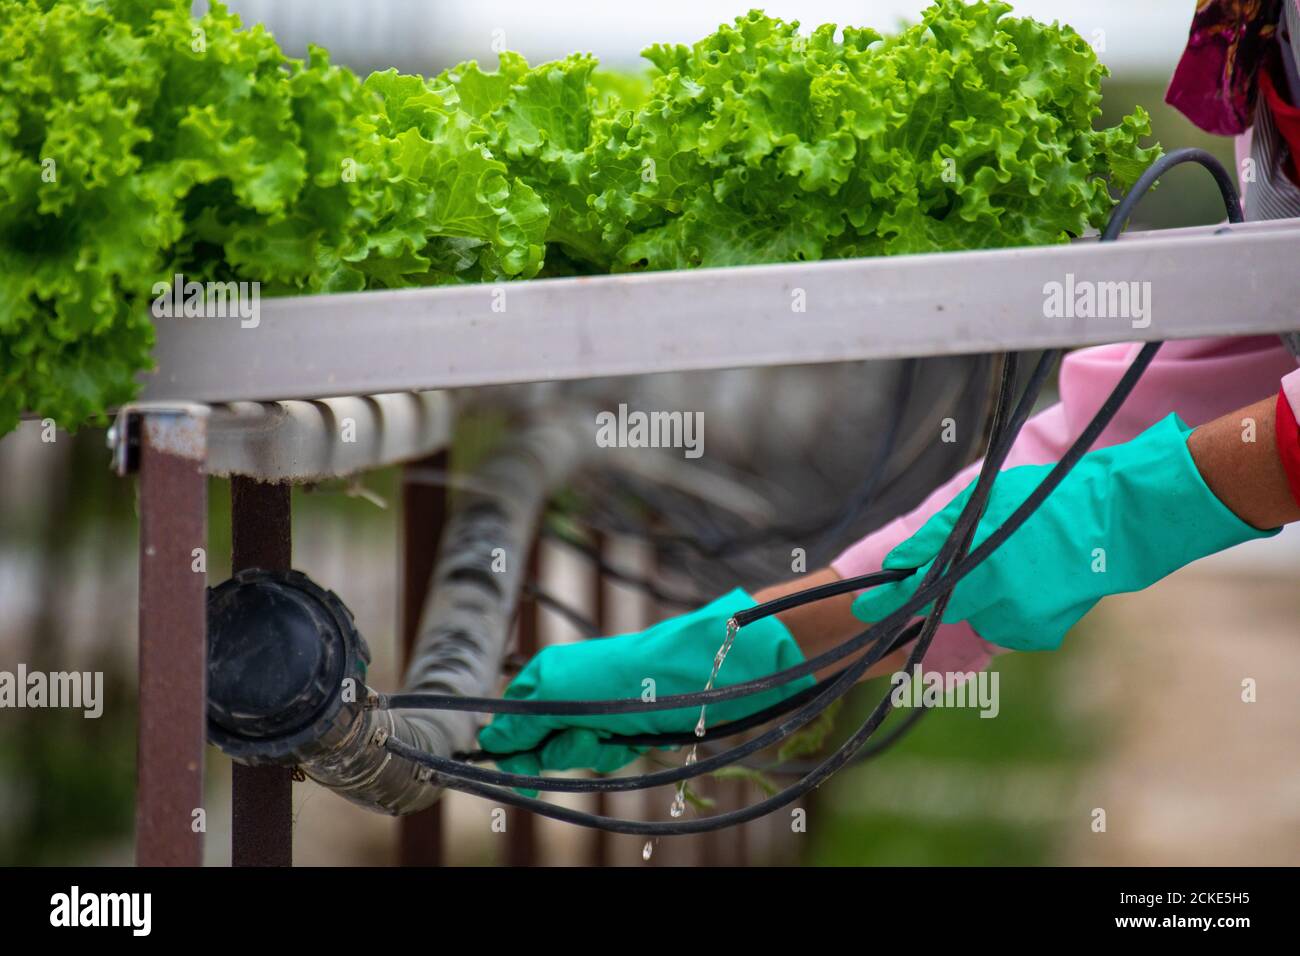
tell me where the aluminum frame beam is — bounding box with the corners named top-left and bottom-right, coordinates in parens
top-left (139, 219), bottom-right (1300, 406)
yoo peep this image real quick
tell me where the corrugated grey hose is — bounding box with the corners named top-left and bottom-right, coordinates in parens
top-left (296, 411), bottom-right (590, 814)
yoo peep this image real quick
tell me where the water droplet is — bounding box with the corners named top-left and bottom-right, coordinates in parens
top-left (642, 840), bottom-right (654, 861)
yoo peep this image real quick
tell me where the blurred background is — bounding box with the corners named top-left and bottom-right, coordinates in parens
top-left (1, 0), bottom-right (1297, 866)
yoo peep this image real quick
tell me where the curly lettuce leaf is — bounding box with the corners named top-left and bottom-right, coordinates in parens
top-left (596, 1), bottom-right (1160, 270)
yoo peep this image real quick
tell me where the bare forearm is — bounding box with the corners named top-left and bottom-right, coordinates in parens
top-left (754, 568), bottom-right (908, 681)
top-left (1188, 396), bottom-right (1300, 530)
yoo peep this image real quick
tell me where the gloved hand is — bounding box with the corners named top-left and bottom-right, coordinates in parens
top-left (852, 414), bottom-right (1278, 651)
top-left (478, 588), bottom-right (814, 778)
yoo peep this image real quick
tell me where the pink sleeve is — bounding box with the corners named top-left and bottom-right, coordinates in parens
top-left (832, 336), bottom-right (1297, 672)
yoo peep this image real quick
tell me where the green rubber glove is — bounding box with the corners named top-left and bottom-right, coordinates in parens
top-left (478, 588), bottom-right (815, 779)
top-left (852, 414), bottom-right (1278, 651)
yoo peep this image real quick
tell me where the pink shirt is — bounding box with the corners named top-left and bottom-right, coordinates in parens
top-left (832, 338), bottom-right (1300, 671)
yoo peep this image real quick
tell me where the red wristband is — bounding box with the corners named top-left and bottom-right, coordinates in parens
top-left (1273, 389), bottom-right (1300, 509)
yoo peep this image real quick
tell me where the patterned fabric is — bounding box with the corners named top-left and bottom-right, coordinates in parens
top-left (1167, 1), bottom-right (1284, 135)
top-left (1245, 3), bottom-right (1300, 216)
top-left (1247, 65), bottom-right (1300, 216)
top-left (1168, 4), bottom-right (1300, 350)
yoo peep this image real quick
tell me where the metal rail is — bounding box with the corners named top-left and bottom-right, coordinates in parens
top-left (398, 451), bottom-right (449, 866)
top-left (139, 219), bottom-right (1300, 406)
top-left (134, 410), bottom-right (208, 866)
top-left (230, 478), bottom-right (294, 867)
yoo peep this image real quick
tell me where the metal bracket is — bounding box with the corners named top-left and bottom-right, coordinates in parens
top-left (109, 402), bottom-right (210, 476)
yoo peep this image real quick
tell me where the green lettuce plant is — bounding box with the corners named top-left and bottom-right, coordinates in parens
top-left (0, 0), bottom-right (1158, 435)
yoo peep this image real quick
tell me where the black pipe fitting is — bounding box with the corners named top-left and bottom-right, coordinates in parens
top-left (207, 568), bottom-right (370, 764)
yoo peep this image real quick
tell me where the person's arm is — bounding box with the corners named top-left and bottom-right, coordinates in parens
top-left (765, 392), bottom-right (1300, 677)
top-left (1188, 395), bottom-right (1300, 529)
top-left (851, 396), bottom-right (1299, 653)
top-left (831, 337), bottom-right (1297, 674)
top-left (755, 569), bottom-right (909, 682)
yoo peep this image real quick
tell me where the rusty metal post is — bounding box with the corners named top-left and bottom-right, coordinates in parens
top-left (136, 410), bottom-right (208, 866)
top-left (230, 477), bottom-right (294, 867)
top-left (399, 451), bottom-right (448, 866)
top-left (506, 542), bottom-right (542, 867)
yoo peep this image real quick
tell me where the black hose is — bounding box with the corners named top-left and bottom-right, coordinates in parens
top-left (388, 617), bottom-right (926, 794)
top-left (540, 527), bottom-right (704, 608)
top-left (1102, 147), bottom-right (1243, 241)
top-left (520, 583), bottom-right (601, 638)
top-left (454, 671), bottom-right (834, 762)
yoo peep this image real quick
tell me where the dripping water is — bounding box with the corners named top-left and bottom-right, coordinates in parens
top-left (645, 616), bottom-right (742, 861)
